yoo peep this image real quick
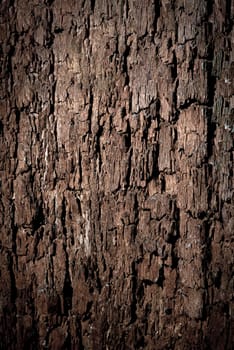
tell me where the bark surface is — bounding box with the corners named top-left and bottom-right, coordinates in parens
top-left (0, 0), bottom-right (233, 349)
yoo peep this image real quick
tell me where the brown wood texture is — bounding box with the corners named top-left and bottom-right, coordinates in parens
top-left (0, 0), bottom-right (233, 349)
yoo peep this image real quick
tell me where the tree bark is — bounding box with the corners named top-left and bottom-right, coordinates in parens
top-left (0, 0), bottom-right (233, 349)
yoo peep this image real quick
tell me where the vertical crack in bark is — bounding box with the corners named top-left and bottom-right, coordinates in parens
top-left (152, 0), bottom-right (161, 37)
top-left (90, 0), bottom-right (95, 13)
top-left (130, 261), bottom-right (137, 324)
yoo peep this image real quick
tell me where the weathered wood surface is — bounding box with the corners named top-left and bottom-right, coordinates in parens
top-left (0, 0), bottom-right (233, 349)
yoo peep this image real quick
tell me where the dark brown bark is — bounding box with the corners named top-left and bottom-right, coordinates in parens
top-left (0, 0), bottom-right (233, 349)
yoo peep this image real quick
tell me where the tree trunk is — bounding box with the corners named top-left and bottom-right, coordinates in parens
top-left (0, 0), bottom-right (233, 349)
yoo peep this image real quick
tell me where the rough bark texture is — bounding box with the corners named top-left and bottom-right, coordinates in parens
top-left (0, 0), bottom-right (233, 349)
